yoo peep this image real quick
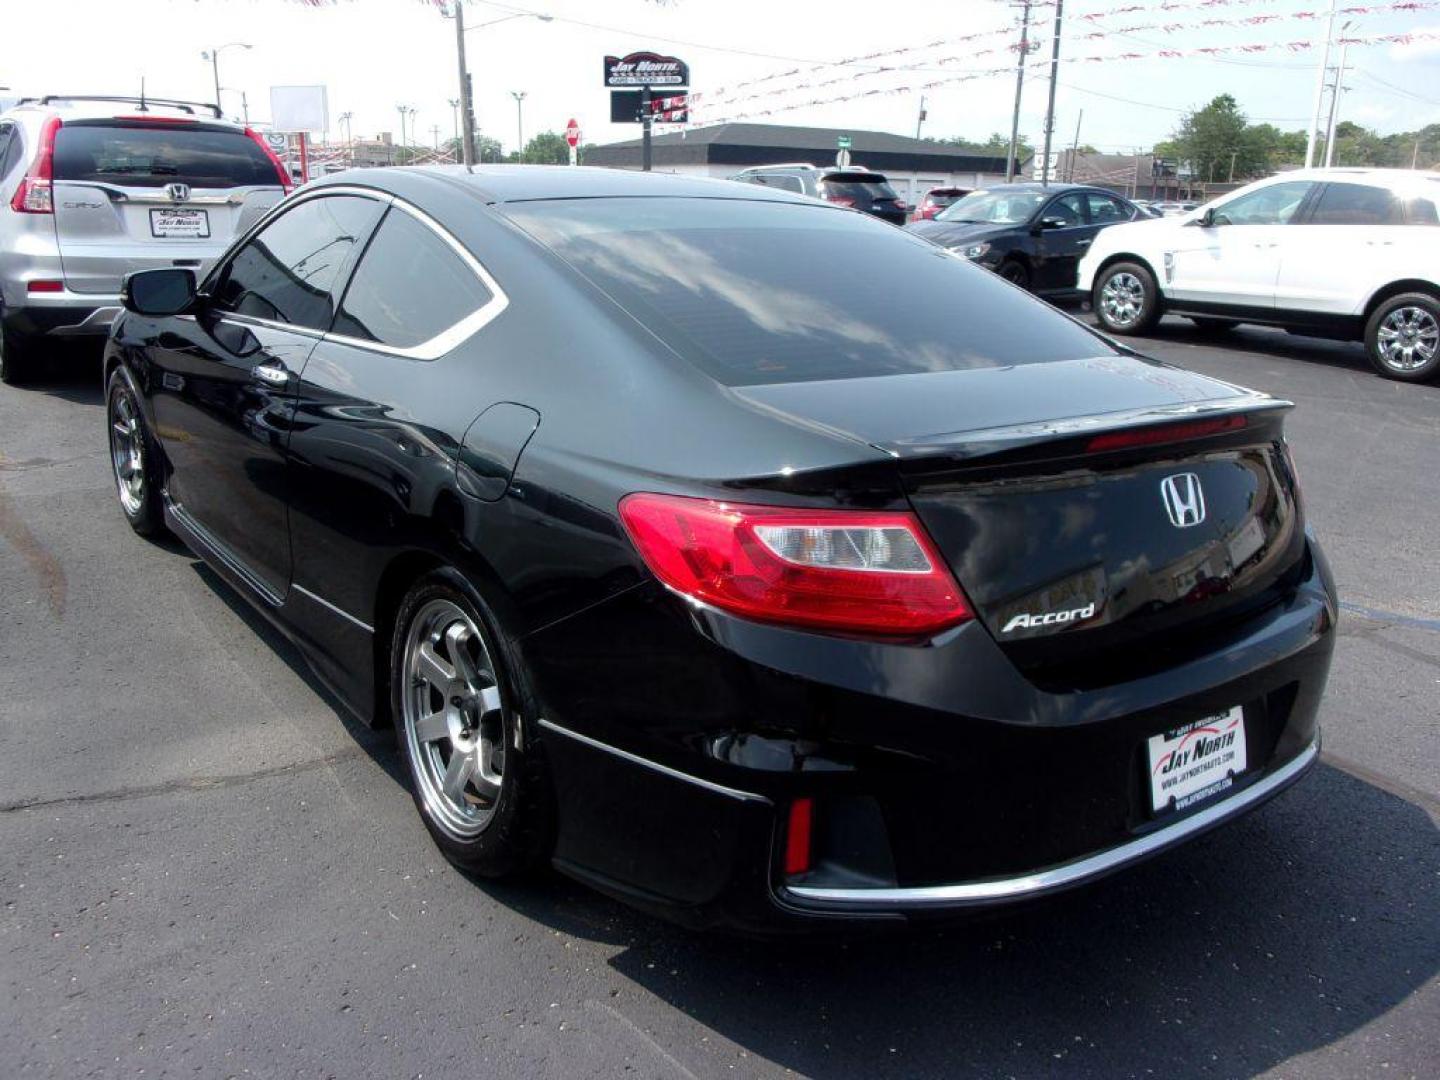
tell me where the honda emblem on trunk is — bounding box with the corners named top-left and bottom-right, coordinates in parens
top-left (1160, 473), bottom-right (1206, 528)
top-left (165, 183), bottom-right (191, 203)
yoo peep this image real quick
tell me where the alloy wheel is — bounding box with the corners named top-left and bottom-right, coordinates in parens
top-left (109, 390), bottom-right (146, 515)
top-left (1100, 271), bottom-right (1145, 329)
top-left (401, 598), bottom-right (507, 839)
top-left (1375, 306), bottom-right (1439, 373)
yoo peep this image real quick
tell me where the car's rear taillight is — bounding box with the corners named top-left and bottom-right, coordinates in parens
top-left (10, 115), bottom-right (61, 214)
top-left (823, 194), bottom-right (856, 208)
top-left (245, 126), bottom-right (294, 193)
top-left (618, 493), bottom-right (971, 637)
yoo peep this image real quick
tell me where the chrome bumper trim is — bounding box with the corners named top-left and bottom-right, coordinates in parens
top-left (537, 718), bottom-right (771, 804)
top-left (784, 738), bottom-right (1319, 909)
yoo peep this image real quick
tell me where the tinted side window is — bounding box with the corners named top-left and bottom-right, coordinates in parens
top-left (0, 124), bottom-right (13, 178)
top-left (1045, 193), bottom-right (1087, 227)
top-left (1213, 181), bottom-right (1313, 226)
top-left (332, 208), bottom-right (493, 350)
top-left (755, 174), bottom-right (804, 194)
top-left (1309, 183), bottom-right (1404, 225)
top-left (212, 195), bottom-right (384, 331)
top-left (1086, 193), bottom-right (1130, 223)
top-left (1407, 196), bottom-right (1439, 226)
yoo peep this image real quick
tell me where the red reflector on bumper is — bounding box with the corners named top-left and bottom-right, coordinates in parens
top-left (27, 280), bottom-right (63, 293)
top-left (784, 797), bottom-right (814, 876)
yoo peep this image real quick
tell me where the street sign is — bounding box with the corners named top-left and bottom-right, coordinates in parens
top-left (837, 135), bottom-right (852, 150)
top-left (604, 51), bottom-right (689, 88)
top-left (565, 119), bottom-right (581, 147)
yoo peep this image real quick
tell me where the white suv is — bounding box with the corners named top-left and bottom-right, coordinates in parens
top-left (1078, 168), bottom-right (1440, 382)
top-left (0, 95), bottom-right (291, 384)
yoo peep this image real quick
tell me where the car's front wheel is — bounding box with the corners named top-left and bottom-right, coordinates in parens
top-left (1365, 292), bottom-right (1440, 383)
top-left (998, 260), bottom-right (1031, 290)
top-left (390, 568), bottom-right (553, 877)
top-left (106, 367), bottom-right (166, 536)
top-left (1093, 261), bottom-right (1161, 334)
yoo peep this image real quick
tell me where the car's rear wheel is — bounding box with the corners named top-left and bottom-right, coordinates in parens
top-left (1189, 317), bottom-right (1239, 334)
top-left (998, 260), bottom-right (1031, 290)
top-left (1365, 293), bottom-right (1440, 383)
top-left (106, 367), bottom-right (166, 536)
top-left (391, 568), bottom-right (553, 877)
top-left (0, 314), bottom-right (37, 386)
top-left (1093, 262), bottom-right (1161, 334)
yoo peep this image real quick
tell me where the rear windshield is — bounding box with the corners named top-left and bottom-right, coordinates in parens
top-left (820, 177), bottom-right (898, 200)
top-left (503, 197), bottom-right (1114, 387)
top-left (53, 123), bottom-right (280, 188)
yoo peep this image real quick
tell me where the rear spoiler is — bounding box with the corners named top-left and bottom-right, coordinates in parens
top-left (889, 395), bottom-right (1292, 471)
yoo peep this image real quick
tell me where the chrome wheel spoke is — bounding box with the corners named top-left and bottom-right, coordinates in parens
top-left (471, 760), bottom-right (502, 804)
top-left (413, 709), bottom-right (450, 744)
top-left (476, 684), bottom-right (502, 717)
top-left (416, 641), bottom-right (455, 692)
top-left (444, 621), bottom-right (484, 690)
top-left (441, 749), bottom-right (477, 802)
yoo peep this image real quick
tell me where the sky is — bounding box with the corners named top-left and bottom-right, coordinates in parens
top-left (1, 0), bottom-right (1438, 158)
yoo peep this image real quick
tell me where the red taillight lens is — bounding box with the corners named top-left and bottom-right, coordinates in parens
top-left (26, 280), bottom-right (63, 293)
top-left (1085, 414), bottom-right (1248, 453)
top-left (823, 194), bottom-right (856, 207)
top-left (784, 797), bottom-right (814, 876)
top-left (10, 115), bottom-right (61, 214)
top-left (618, 493), bottom-right (971, 637)
top-left (245, 126), bottom-right (293, 192)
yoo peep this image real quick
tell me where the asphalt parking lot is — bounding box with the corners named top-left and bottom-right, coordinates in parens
top-left (1, 319), bottom-right (1437, 1079)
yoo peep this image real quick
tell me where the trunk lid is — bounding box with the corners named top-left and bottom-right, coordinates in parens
top-left (736, 357), bottom-right (1307, 688)
top-left (51, 120), bottom-right (285, 294)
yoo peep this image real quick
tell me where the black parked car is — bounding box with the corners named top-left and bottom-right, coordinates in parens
top-left (906, 182), bottom-right (1143, 297)
top-left (105, 167), bottom-right (1334, 933)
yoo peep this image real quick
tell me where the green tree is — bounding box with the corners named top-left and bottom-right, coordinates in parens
top-left (1168, 94), bottom-right (1266, 182)
top-left (474, 135), bottom-right (504, 163)
top-left (509, 130), bottom-right (569, 165)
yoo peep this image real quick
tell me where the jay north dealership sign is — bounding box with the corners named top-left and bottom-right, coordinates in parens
top-left (604, 51), bottom-right (690, 87)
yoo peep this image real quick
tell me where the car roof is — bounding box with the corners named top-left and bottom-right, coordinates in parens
top-left (309, 164), bottom-right (820, 206)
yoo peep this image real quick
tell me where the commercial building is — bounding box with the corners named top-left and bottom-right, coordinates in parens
top-left (584, 122), bottom-right (1010, 206)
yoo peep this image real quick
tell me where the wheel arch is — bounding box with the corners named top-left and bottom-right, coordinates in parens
top-left (1362, 279), bottom-right (1440, 322)
top-left (1091, 252), bottom-right (1163, 294)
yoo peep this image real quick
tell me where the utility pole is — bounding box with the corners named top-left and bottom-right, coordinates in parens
top-left (511, 91), bottom-right (526, 162)
top-left (240, 91), bottom-right (249, 127)
top-left (1006, 0), bottom-right (1032, 182)
top-left (1305, 0), bottom-right (1338, 168)
top-left (453, 1), bottom-right (476, 165)
top-left (1323, 24), bottom-right (1353, 168)
top-left (1067, 108), bottom-right (1083, 181)
top-left (1039, 0), bottom-right (1064, 187)
top-left (396, 104), bottom-right (407, 152)
top-left (432, 124), bottom-right (441, 150)
top-left (1228, 149), bottom-right (1238, 182)
top-left (915, 95), bottom-right (927, 140)
top-left (1413, 136), bottom-right (1422, 169)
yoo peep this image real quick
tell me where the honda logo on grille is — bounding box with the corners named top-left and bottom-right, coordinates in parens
top-left (1160, 473), bottom-right (1206, 528)
top-left (165, 183), bottom-right (191, 203)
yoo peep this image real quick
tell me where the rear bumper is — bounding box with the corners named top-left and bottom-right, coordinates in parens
top-left (524, 534), bottom-right (1337, 933)
top-left (3, 289), bottom-right (122, 338)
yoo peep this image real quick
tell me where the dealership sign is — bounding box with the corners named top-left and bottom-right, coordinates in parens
top-left (604, 51), bottom-right (689, 88)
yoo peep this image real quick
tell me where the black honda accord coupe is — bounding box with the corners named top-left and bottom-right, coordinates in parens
top-left (104, 166), bottom-right (1335, 932)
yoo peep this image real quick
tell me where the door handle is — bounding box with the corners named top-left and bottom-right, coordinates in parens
top-left (253, 363), bottom-right (290, 386)
top-left (1076, 238), bottom-right (1092, 247)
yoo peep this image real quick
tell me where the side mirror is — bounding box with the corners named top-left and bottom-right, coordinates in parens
top-left (1191, 207), bottom-right (1218, 228)
top-left (121, 268), bottom-right (197, 317)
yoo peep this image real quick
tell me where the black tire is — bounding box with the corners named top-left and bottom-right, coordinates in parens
top-left (106, 366), bottom-right (167, 537)
top-left (1364, 291), bottom-right (1440, 383)
top-left (1092, 261), bottom-right (1162, 335)
top-left (1189, 317), bottom-right (1240, 335)
top-left (389, 567), bottom-right (553, 878)
top-left (997, 260), bottom-right (1031, 290)
top-left (0, 315), bottom-right (37, 386)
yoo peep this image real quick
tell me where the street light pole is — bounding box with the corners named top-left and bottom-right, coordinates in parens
top-left (201, 43), bottom-right (251, 119)
top-left (1305, 0), bottom-right (1339, 168)
top-left (448, 98), bottom-right (460, 158)
top-left (1323, 23), bottom-right (1353, 168)
top-left (512, 91), bottom-right (526, 162)
top-left (396, 104), bottom-right (407, 152)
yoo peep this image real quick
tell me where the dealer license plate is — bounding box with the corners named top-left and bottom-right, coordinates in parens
top-left (1147, 707), bottom-right (1247, 813)
top-left (149, 208), bottom-right (210, 238)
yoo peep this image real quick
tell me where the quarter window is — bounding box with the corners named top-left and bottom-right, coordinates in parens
top-left (212, 195), bottom-right (384, 331)
top-left (1407, 196), bottom-right (1439, 226)
top-left (332, 208), bottom-right (493, 350)
top-left (1212, 181), bottom-right (1314, 226)
top-left (1309, 183), bottom-right (1404, 225)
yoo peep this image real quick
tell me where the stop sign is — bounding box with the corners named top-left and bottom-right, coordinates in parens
top-left (565, 119), bottom-right (581, 147)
